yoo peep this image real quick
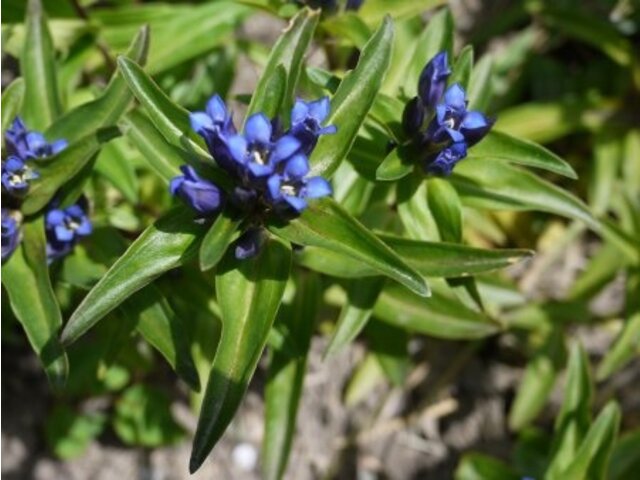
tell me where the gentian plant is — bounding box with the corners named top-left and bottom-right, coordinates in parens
top-left (2, 1), bottom-right (639, 479)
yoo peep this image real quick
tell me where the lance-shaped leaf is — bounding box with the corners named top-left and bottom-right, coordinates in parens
top-left (455, 453), bottom-right (520, 480)
top-left (359, 0), bottom-right (447, 26)
top-left (449, 45), bottom-right (474, 90)
top-left (1, 217), bottom-right (68, 389)
top-left (373, 282), bottom-right (499, 339)
top-left (597, 312), bottom-right (640, 381)
top-left (296, 233), bottom-right (533, 278)
top-left (310, 16), bottom-right (393, 178)
top-left (263, 274), bottom-right (320, 480)
top-left (247, 65), bottom-right (286, 120)
top-left (120, 285), bottom-right (201, 391)
top-left (21, 0), bottom-right (62, 130)
top-left (1, 77), bottom-right (25, 134)
top-left (190, 236), bottom-right (291, 473)
top-left (246, 8), bottom-right (319, 120)
top-left (468, 130), bottom-right (577, 179)
top-left (45, 26), bottom-right (149, 142)
top-left (376, 146), bottom-right (414, 181)
top-left (608, 430), bottom-right (640, 480)
top-left (325, 277), bottom-right (385, 357)
top-left (21, 127), bottom-right (121, 215)
top-left (61, 207), bottom-right (207, 345)
top-left (268, 198), bottom-right (429, 297)
top-left (199, 209), bottom-right (241, 272)
top-left (428, 177), bottom-right (462, 242)
top-left (397, 173), bottom-right (439, 240)
top-left (467, 53), bottom-right (493, 111)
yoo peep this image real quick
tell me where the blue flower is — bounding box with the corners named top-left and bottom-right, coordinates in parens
top-left (227, 113), bottom-right (301, 179)
top-left (190, 95), bottom-right (238, 174)
top-left (266, 154), bottom-right (332, 214)
top-left (424, 141), bottom-right (467, 176)
top-left (233, 228), bottom-right (265, 260)
top-left (170, 165), bottom-right (224, 216)
top-left (1, 156), bottom-right (40, 196)
top-left (418, 51), bottom-right (451, 110)
top-left (290, 97), bottom-right (337, 155)
top-left (5, 117), bottom-right (67, 160)
top-left (45, 203), bottom-right (92, 261)
top-left (1, 209), bottom-right (21, 261)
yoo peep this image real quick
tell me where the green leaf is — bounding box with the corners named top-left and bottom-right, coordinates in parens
top-left (310, 16), bottom-right (393, 178)
top-left (344, 352), bottom-right (386, 406)
top-left (124, 109), bottom-right (185, 182)
top-left (597, 311), bottom-right (640, 381)
top-left (114, 385), bottom-right (184, 447)
top-left (556, 402), bottom-right (621, 480)
top-left (468, 130), bottom-right (577, 179)
top-left (321, 13), bottom-right (372, 49)
top-left (546, 343), bottom-right (593, 478)
top-left (509, 327), bottom-right (565, 430)
top-left (455, 453), bottom-right (520, 480)
top-left (367, 320), bottom-right (410, 386)
top-left (45, 26), bottom-right (149, 143)
top-left (376, 146), bottom-right (414, 181)
top-left (61, 207), bottom-right (207, 345)
top-left (451, 159), bottom-right (595, 227)
top-left (94, 136), bottom-right (139, 204)
top-left (263, 273), bottom-right (320, 480)
top-left (325, 276), bottom-right (385, 357)
top-left (397, 173), bottom-right (439, 240)
top-left (247, 8), bottom-right (319, 120)
top-left (190, 236), bottom-right (291, 473)
top-left (449, 45), bottom-right (474, 90)
top-left (199, 210), bottom-right (241, 271)
top-left (359, 0), bottom-right (447, 26)
top-left (268, 198), bottom-right (429, 297)
top-left (467, 54), bottom-right (493, 111)
top-left (120, 285), bottom-right (201, 391)
top-left (374, 281), bottom-right (499, 339)
top-left (427, 177), bottom-right (462, 242)
top-left (45, 406), bottom-right (106, 460)
top-left (608, 430), bottom-right (640, 480)
top-left (1, 217), bottom-right (68, 389)
top-left (568, 243), bottom-right (624, 301)
top-left (297, 233), bottom-right (533, 278)
top-left (21, 127), bottom-right (121, 215)
top-left (1, 77), bottom-right (25, 134)
top-left (21, 0), bottom-right (62, 130)
top-left (246, 64), bottom-right (286, 120)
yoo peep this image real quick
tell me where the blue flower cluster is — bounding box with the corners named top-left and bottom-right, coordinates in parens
top-left (170, 95), bottom-right (335, 259)
top-left (402, 52), bottom-right (493, 175)
top-left (1, 117), bottom-right (89, 262)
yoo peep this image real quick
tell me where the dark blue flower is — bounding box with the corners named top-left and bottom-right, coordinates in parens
top-left (5, 117), bottom-right (67, 160)
top-left (402, 96), bottom-right (426, 136)
top-left (45, 204), bottom-right (92, 261)
top-left (1, 156), bottom-right (40, 196)
top-left (1, 209), bottom-right (20, 261)
top-left (170, 165), bottom-right (224, 216)
top-left (228, 113), bottom-right (301, 179)
top-left (418, 51), bottom-right (451, 110)
top-left (190, 95), bottom-right (238, 174)
top-left (266, 154), bottom-right (332, 214)
top-left (424, 141), bottom-right (467, 176)
top-left (290, 97), bottom-right (337, 155)
top-left (233, 228), bottom-right (265, 260)
top-left (345, 0), bottom-right (364, 10)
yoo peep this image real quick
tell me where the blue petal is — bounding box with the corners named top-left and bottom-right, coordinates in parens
top-left (284, 154), bottom-right (309, 179)
top-left (190, 112), bottom-right (214, 133)
top-left (227, 135), bottom-right (249, 164)
top-left (76, 219), bottom-right (93, 236)
top-left (247, 161), bottom-right (274, 177)
top-left (169, 176), bottom-right (185, 195)
top-left (284, 195), bottom-right (307, 213)
top-left (267, 174), bottom-right (282, 200)
top-left (443, 84), bottom-right (467, 110)
top-left (446, 128), bottom-right (465, 143)
top-left (244, 113), bottom-right (272, 144)
top-left (65, 205), bottom-right (84, 218)
top-left (55, 225), bottom-right (74, 242)
top-left (308, 97), bottom-right (331, 122)
top-left (461, 111), bottom-right (489, 130)
top-left (25, 132), bottom-right (47, 152)
top-left (205, 95), bottom-right (228, 124)
top-left (180, 164), bottom-right (201, 182)
top-left (291, 100), bottom-right (310, 125)
top-left (271, 135), bottom-right (300, 163)
top-left (50, 139), bottom-right (68, 155)
top-left (304, 177), bottom-right (332, 198)
top-left (46, 209), bottom-right (65, 226)
top-left (5, 156), bottom-right (25, 172)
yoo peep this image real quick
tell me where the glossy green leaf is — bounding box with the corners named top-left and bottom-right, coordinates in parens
top-left (46, 26), bottom-right (149, 143)
top-left (427, 177), bottom-right (462, 242)
top-left (369, 92), bottom-right (406, 143)
top-left (449, 45), bottom-right (474, 90)
top-left (321, 13), bottom-right (371, 49)
top-left (373, 282), bottom-right (499, 339)
top-left (376, 146), bottom-right (414, 181)
top-left (358, 0), bottom-right (446, 25)
top-left (61, 207), bottom-right (207, 345)
top-left (455, 453), bottom-right (520, 480)
top-left (21, 127), bottom-right (121, 215)
top-left (21, 0), bottom-right (61, 130)
top-left (509, 328), bottom-right (565, 430)
top-left (247, 8), bottom-right (319, 120)
top-left (556, 402), bottom-right (621, 480)
top-left (1, 217), bottom-right (68, 389)
top-left (468, 130), bottom-right (577, 179)
top-left (263, 274), bottom-right (320, 480)
top-left (95, 136), bottom-right (139, 204)
top-left (310, 17), bottom-right (393, 178)
top-left (589, 132), bottom-right (622, 216)
top-left (452, 159), bottom-right (595, 227)
top-left (325, 276), bottom-right (385, 357)
top-left (546, 343), bottom-right (593, 478)
top-left (199, 210), bottom-right (241, 272)
top-left (190, 237), bottom-right (291, 473)
top-left (297, 233), bottom-right (533, 278)
top-left (467, 54), bottom-right (493, 111)
top-left (397, 173), bottom-right (439, 240)
top-left (120, 285), bottom-right (201, 391)
top-left (1, 77), bottom-right (25, 134)
top-left (269, 198), bottom-right (429, 297)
